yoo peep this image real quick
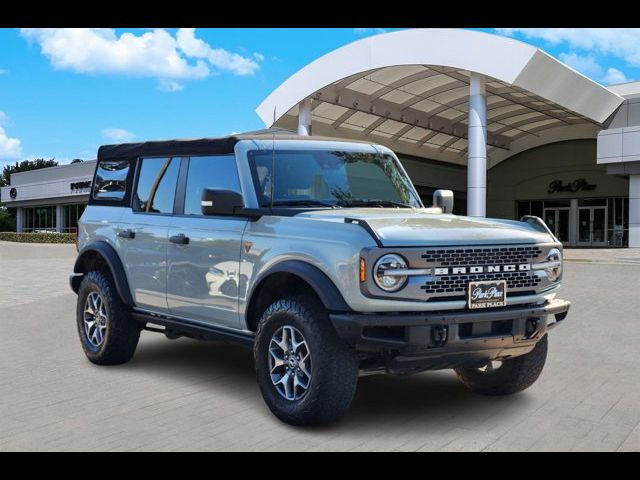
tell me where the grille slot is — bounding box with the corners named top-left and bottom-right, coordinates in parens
top-left (418, 245), bottom-right (543, 298)
top-left (421, 271), bottom-right (540, 295)
top-left (421, 246), bottom-right (542, 267)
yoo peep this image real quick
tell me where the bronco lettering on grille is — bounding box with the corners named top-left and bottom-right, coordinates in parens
top-left (433, 264), bottom-right (531, 275)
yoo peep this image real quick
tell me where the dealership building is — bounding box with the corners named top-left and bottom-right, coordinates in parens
top-left (2, 29), bottom-right (640, 247)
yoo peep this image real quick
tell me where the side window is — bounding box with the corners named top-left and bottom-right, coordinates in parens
top-left (184, 155), bottom-right (241, 216)
top-left (93, 160), bottom-right (129, 201)
top-left (133, 157), bottom-right (181, 214)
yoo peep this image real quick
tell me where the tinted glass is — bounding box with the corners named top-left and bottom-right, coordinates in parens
top-left (93, 160), bottom-right (129, 200)
top-left (184, 155), bottom-right (240, 216)
top-left (530, 201), bottom-right (543, 218)
top-left (517, 201), bottom-right (530, 220)
top-left (249, 150), bottom-right (421, 208)
top-left (133, 157), bottom-right (180, 214)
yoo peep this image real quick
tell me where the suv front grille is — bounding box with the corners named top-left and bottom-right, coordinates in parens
top-left (421, 246), bottom-right (542, 267)
top-left (361, 243), bottom-right (554, 303)
top-left (420, 271), bottom-right (540, 295)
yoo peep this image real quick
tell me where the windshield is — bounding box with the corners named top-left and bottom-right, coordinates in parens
top-left (248, 149), bottom-right (422, 208)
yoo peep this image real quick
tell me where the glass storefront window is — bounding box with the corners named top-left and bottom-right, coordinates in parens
top-left (516, 197), bottom-right (629, 248)
top-left (530, 201), bottom-right (543, 218)
top-left (23, 206), bottom-right (56, 232)
top-left (63, 204), bottom-right (86, 233)
top-left (517, 201), bottom-right (530, 220)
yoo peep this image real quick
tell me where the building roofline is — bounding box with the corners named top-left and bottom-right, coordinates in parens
top-left (9, 160), bottom-right (96, 178)
top-left (257, 28), bottom-right (624, 127)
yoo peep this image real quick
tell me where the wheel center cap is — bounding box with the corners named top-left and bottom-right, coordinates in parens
top-left (288, 357), bottom-right (297, 369)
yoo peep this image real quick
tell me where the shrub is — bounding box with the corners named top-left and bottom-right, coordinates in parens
top-left (0, 209), bottom-right (16, 231)
top-left (0, 232), bottom-right (76, 244)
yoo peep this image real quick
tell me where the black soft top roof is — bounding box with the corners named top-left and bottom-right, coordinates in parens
top-left (97, 128), bottom-right (371, 161)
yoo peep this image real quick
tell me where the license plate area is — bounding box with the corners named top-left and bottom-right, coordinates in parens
top-left (468, 280), bottom-right (507, 309)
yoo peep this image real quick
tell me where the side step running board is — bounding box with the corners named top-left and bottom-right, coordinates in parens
top-left (131, 310), bottom-right (255, 348)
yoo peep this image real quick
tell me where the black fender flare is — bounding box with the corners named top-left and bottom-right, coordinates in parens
top-left (249, 260), bottom-right (351, 313)
top-left (71, 241), bottom-right (134, 306)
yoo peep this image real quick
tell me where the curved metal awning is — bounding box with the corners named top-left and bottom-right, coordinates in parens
top-left (257, 29), bottom-right (624, 167)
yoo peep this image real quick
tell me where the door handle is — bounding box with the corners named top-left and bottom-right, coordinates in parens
top-left (169, 233), bottom-right (190, 245)
top-left (118, 229), bottom-right (135, 239)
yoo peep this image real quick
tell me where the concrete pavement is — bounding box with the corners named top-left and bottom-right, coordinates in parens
top-left (1, 241), bottom-right (639, 451)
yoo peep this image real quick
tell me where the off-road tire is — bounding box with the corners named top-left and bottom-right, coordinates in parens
top-left (254, 295), bottom-right (359, 426)
top-left (455, 335), bottom-right (548, 396)
top-left (76, 270), bottom-right (141, 365)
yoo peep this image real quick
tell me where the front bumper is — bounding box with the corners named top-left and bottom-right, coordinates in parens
top-left (330, 298), bottom-right (570, 372)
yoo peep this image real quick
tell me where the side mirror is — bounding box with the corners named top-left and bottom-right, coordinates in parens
top-left (201, 188), bottom-right (245, 217)
top-left (433, 189), bottom-right (454, 214)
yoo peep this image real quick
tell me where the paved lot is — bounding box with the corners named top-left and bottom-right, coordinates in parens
top-left (1, 240), bottom-right (640, 451)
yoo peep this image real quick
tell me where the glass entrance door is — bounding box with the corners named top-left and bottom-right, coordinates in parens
top-left (543, 208), bottom-right (570, 245)
top-left (578, 207), bottom-right (608, 247)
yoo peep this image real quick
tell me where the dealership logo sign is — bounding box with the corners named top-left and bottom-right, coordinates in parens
top-left (9, 188), bottom-right (17, 199)
top-left (70, 181), bottom-right (92, 193)
top-left (547, 178), bottom-right (596, 194)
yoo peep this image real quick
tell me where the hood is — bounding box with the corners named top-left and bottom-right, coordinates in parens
top-left (295, 208), bottom-right (554, 247)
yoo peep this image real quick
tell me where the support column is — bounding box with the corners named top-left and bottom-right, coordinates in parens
top-left (630, 174), bottom-right (640, 248)
top-left (56, 204), bottom-right (63, 233)
top-left (570, 199), bottom-right (579, 247)
top-left (297, 99), bottom-right (312, 136)
top-left (467, 73), bottom-right (487, 217)
top-left (16, 207), bottom-right (24, 233)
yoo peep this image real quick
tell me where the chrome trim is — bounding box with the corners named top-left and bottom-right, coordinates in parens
top-left (531, 260), bottom-right (562, 270)
top-left (382, 268), bottom-right (432, 277)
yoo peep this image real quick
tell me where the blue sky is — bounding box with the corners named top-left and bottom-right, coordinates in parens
top-left (1, 28), bottom-right (639, 166)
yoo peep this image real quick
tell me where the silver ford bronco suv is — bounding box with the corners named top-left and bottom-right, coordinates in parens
top-left (71, 129), bottom-right (570, 425)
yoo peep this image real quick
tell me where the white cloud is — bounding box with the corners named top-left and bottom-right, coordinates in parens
top-left (496, 29), bottom-right (638, 84)
top-left (558, 52), bottom-right (603, 78)
top-left (604, 67), bottom-right (628, 85)
top-left (102, 128), bottom-right (136, 143)
top-left (0, 126), bottom-right (22, 160)
top-left (496, 28), bottom-right (640, 66)
top-left (158, 79), bottom-right (184, 92)
top-left (175, 28), bottom-right (260, 76)
top-left (20, 28), bottom-right (262, 90)
top-left (557, 53), bottom-right (629, 85)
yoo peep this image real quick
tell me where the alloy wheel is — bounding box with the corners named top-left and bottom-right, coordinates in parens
top-left (83, 291), bottom-right (107, 348)
top-left (269, 325), bottom-right (312, 401)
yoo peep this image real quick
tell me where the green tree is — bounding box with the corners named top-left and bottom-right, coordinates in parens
top-left (0, 207), bottom-right (16, 232)
top-left (0, 158), bottom-right (58, 188)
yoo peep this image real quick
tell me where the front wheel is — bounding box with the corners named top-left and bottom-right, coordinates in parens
top-left (455, 335), bottom-right (548, 396)
top-left (76, 270), bottom-right (141, 365)
top-left (254, 295), bottom-right (359, 426)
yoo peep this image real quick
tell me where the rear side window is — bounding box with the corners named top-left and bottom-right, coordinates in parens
top-left (183, 155), bottom-right (240, 216)
top-left (93, 160), bottom-right (130, 201)
top-left (133, 157), bottom-right (181, 214)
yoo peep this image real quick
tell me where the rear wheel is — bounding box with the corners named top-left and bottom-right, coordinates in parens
top-left (455, 335), bottom-right (548, 396)
top-left (76, 270), bottom-right (141, 365)
top-left (254, 295), bottom-right (359, 426)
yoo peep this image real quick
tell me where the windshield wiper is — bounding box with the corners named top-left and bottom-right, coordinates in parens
top-left (272, 199), bottom-right (338, 208)
top-left (336, 199), bottom-right (412, 208)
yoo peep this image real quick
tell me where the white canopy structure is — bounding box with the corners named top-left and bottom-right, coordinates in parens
top-left (256, 29), bottom-right (625, 216)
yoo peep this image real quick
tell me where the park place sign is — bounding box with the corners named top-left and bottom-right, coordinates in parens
top-left (547, 178), bottom-right (596, 194)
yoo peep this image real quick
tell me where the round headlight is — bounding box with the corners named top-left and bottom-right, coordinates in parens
top-left (373, 254), bottom-right (408, 292)
top-left (545, 248), bottom-right (562, 282)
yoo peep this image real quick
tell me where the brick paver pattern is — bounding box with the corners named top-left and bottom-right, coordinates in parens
top-left (1, 241), bottom-right (639, 451)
